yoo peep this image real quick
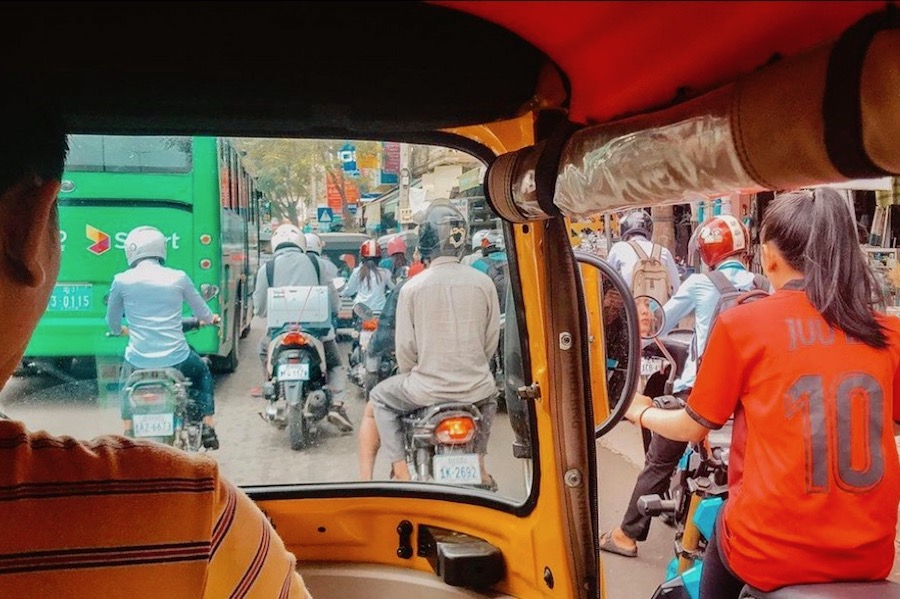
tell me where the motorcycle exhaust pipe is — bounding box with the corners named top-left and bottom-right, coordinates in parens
top-left (487, 9), bottom-right (899, 221)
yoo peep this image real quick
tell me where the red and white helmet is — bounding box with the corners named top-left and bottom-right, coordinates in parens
top-left (695, 215), bottom-right (749, 267)
top-left (360, 239), bottom-right (381, 259)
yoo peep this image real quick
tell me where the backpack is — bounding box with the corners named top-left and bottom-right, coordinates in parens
top-left (692, 270), bottom-right (769, 362)
top-left (266, 252), bottom-right (321, 288)
top-left (628, 240), bottom-right (671, 305)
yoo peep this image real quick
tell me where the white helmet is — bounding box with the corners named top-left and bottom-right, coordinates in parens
top-left (305, 233), bottom-right (323, 255)
top-left (124, 226), bottom-right (167, 267)
top-left (470, 229), bottom-right (490, 250)
top-left (271, 224), bottom-right (306, 252)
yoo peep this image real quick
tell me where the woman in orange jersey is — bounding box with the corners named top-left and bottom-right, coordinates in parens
top-left (626, 188), bottom-right (900, 597)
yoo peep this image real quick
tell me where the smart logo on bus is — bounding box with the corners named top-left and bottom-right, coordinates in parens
top-left (86, 225), bottom-right (111, 255)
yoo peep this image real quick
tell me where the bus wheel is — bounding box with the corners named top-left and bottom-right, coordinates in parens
top-left (211, 313), bottom-right (240, 374)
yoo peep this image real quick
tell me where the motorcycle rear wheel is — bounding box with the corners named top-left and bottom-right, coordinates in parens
top-left (287, 403), bottom-right (311, 450)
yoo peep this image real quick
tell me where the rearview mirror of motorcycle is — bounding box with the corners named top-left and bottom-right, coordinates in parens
top-left (635, 295), bottom-right (665, 339)
top-left (353, 302), bottom-right (374, 321)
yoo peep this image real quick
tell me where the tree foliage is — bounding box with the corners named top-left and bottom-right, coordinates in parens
top-left (232, 138), bottom-right (382, 227)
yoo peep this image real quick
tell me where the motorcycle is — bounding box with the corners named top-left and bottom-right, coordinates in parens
top-left (261, 285), bottom-right (334, 450)
top-left (118, 318), bottom-right (210, 452)
top-left (348, 303), bottom-right (382, 394)
top-left (402, 398), bottom-right (496, 491)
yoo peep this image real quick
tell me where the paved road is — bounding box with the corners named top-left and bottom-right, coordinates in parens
top-left (1, 320), bottom-right (529, 497)
top-left (5, 320), bottom-right (897, 596)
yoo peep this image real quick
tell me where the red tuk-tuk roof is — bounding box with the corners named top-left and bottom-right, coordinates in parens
top-left (442, 1), bottom-right (888, 123)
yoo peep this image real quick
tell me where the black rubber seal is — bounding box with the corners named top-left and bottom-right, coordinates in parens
top-left (823, 5), bottom-right (898, 179)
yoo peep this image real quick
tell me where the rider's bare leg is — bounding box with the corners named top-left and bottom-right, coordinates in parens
top-left (391, 460), bottom-right (411, 480)
top-left (358, 401), bottom-right (380, 480)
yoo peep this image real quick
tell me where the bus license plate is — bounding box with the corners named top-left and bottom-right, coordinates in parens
top-left (433, 454), bottom-right (481, 485)
top-left (132, 413), bottom-right (174, 437)
top-left (278, 363), bottom-right (310, 381)
top-left (48, 284), bottom-right (93, 312)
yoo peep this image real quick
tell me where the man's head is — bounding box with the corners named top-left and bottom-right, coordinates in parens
top-left (305, 233), bottom-right (323, 255)
top-left (618, 210), bottom-right (653, 241)
top-left (417, 203), bottom-right (468, 261)
top-left (480, 230), bottom-right (504, 256)
top-left (694, 215), bottom-right (749, 268)
top-left (271, 224), bottom-right (306, 252)
top-left (0, 93), bottom-right (68, 385)
top-left (124, 226), bottom-right (167, 267)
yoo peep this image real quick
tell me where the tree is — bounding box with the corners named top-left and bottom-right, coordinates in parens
top-left (233, 138), bottom-right (382, 229)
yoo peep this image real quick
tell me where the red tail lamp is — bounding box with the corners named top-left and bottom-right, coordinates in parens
top-left (282, 332), bottom-right (307, 346)
top-left (434, 417), bottom-right (476, 445)
top-left (361, 318), bottom-right (379, 331)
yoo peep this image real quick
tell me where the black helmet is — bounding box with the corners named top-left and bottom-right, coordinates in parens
top-left (619, 210), bottom-right (653, 240)
top-left (417, 203), bottom-right (468, 260)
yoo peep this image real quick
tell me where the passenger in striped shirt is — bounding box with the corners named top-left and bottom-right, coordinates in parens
top-left (0, 92), bottom-right (311, 597)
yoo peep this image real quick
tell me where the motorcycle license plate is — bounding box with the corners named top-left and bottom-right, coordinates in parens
top-left (640, 357), bottom-right (665, 377)
top-left (359, 331), bottom-right (374, 351)
top-left (278, 363), bottom-right (310, 381)
top-left (433, 453), bottom-right (481, 485)
top-left (132, 413), bottom-right (174, 437)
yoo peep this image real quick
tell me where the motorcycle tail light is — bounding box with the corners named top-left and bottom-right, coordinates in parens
top-left (434, 417), bottom-right (476, 445)
top-left (362, 318), bottom-right (379, 331)
top-left (132, 388), bottom-right (165, 405)
top-left (282, 332), bottom-right (307, 346)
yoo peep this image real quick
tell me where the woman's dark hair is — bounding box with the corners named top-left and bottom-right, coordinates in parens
top-left (359, 258), bottom-right (383, 290)
top-left (761, 187), bottom-right (888, 349)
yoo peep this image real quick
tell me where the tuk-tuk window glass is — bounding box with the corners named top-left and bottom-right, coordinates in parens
top-left (6, 138), bottom-right (533, 505)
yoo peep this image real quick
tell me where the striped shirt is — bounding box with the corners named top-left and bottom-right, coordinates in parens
top-left (0, 421), bottom-right (311, 598)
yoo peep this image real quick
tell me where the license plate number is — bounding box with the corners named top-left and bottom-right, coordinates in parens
top-left (433, 453), bottom-right (481, 485)
top-left (48, 284), bottom-right (92, 312)
top-left (132, 413), bottom-right (174, 437)
top-left (640, 357), bottom-right (665, 377)
top-left (278, 363), bottom-right (310, 381)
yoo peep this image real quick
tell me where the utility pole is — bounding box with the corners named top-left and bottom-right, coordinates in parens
top-left (651, 205), bottom-right (677, 255)
top-left (398, 143), bottom-right (411, 230)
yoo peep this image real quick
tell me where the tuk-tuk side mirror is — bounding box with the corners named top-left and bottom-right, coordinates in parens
top-left (574, 251), bottom-right (640, 439)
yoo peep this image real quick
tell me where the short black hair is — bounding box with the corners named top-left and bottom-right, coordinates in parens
top-left (0, 91), bottom-right (68, 194)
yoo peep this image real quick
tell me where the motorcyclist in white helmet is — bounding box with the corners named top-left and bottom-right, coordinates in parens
top-left (253, 224), bottom-right (352, 432)
top-left (106, 225), bottom-right (222, 449)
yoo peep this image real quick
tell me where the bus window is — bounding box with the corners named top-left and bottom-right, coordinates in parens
top-left (66, 135), bottom-right (192, 173)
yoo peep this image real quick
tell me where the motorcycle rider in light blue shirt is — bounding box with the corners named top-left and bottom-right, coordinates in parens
top-left (106, 226), bottom-right (221, 449)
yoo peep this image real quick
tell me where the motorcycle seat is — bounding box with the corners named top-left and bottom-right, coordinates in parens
top-left (740, 581), bottom-right (900, 598)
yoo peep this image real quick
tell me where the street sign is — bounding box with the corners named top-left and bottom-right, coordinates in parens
top-left (317, 207), bottom-right (334, 223)
top-left (399, 208), bottom-right (413, 224)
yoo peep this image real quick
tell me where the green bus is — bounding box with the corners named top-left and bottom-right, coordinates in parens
top-left (24, 135), bottom-right (262, 374)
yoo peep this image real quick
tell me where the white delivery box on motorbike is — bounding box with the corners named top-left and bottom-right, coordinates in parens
top-left (267, 286), bottom-right (331, 330)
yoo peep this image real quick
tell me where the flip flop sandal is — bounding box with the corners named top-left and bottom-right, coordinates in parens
top-left (599, 532), bottom-right (637, 558)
